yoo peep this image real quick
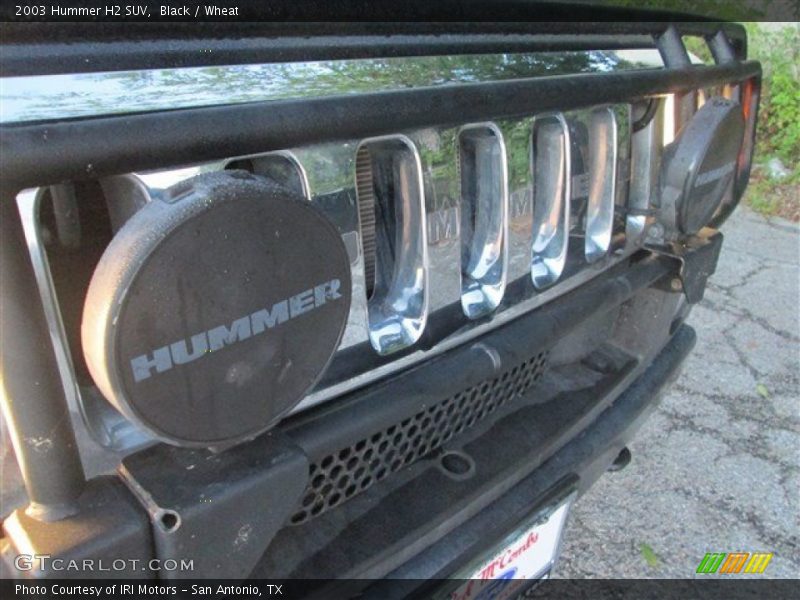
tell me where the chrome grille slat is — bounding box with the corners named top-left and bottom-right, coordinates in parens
top-left (356, 135), bottom-right (429, 355)
top-left (502, 117), bottom-right (536, 284)
top-left (412, 127), bottom-right (463, 337)
top-left (628, 101), bottom-right (664, 247)
top-left (584, 107), bottom-right (618, 263)
top-left (457, 124), bottom-right (509, 319)
top-left (531, 114), bottom-right (571, 289)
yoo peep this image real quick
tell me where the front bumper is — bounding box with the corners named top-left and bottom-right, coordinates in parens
top-left (369, 324), bottom-right (695, 598)
top-left (2, 248), bottom-right (697, 581)
top-left (261, 325), bottom-right (696, 596)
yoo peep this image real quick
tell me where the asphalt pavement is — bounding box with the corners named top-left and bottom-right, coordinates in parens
top-left (556, 206), bottom-right (800, 579)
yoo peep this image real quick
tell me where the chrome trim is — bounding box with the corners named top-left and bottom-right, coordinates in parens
top-left (584, 107), bottom-right (618, 263)
top-left (16, 189), bottom-right (149, 451)
top-left (16, 190), bottom-right (83, 420)
top-left (23, 104), bottom-right (648, 448)
top-left (355, 135), bottom-right (430, 355)
top-left (662, 93), bottom-right (677, 147)
top-left (530, 114), bottom-right (571, 290)
top-left (457, 123), bottom-right (509, 319)
top-left (48, 184), bottom-right (81, 250)
top-left (628, 101), bottom-right (664, 247)
top-left (98, 173), bottom-right (152, 232)
top-left (136, 165), bottom-right (211, 190)
top-left (223, 150), bottom-right (311, 200)
top-left (297, 249), bottom-right (633, 413)
top-left (0, 50), bottom-right (665, 124)
top-left (290, 141), bottom-right (369, 352)
top-left (412, 127), bottom-right (461, 343)
top-left (500, 118), bottom-right (536, 285)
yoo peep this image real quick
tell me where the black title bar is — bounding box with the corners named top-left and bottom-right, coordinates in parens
top-left (1, 0), bottom-right (796, 24)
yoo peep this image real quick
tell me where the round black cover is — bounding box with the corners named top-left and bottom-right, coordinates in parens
top-left (82, 171), bottom-right (351, 447)
top-left (659, 96), bottom-right (745, 235)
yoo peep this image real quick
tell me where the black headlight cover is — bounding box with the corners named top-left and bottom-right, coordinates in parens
top-left (82, 171), bottom-right (352, 447)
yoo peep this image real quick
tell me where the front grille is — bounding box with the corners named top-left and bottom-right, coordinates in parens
top-left (4, 26), bottom-right (759, 454)
top-left (290, 349), bottom-right (549, 525)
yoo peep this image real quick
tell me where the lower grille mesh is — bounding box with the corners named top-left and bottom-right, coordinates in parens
top-left (290, 350), bottom-right (549, 525)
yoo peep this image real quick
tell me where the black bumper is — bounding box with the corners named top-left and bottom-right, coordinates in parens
top-left (2, 252), bottom-right (695, 583)
top-left (276, 324), bottom-right (696, 599)
top-left (367, 324), bottom-right (695, 598)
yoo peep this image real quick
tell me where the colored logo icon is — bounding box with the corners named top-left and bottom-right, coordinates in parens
top-left (696, 552), bottom-right (773, 574)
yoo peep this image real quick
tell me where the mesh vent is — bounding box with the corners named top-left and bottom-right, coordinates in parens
top-left (290, 350), bottom-right (549, 525)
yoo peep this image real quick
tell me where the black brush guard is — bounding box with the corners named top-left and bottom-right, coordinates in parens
top-left (0, 20), bottom-right (755, 582)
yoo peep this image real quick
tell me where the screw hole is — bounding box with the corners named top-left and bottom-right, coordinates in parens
top-left (609, 447), bottom-right (632, 472)
top-left (157, 510), bottom-right (181, 533)
top-left (439, 451), bottom-right (476, 481)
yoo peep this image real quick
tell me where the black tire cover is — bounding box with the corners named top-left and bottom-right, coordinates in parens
top-left (82, 171), bottom-right (351, 447)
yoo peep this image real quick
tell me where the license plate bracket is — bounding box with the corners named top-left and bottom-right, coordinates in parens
top-left (437, 489), bottom-right (577, 600)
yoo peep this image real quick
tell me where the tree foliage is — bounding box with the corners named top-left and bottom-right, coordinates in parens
top-left (745, 23), bottom-right (800, 168)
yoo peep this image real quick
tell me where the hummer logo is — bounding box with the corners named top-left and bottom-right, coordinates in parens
top-left (428, 206), bottom-right (459, 245)
top-left (129, 278), bottom-right (343, 382)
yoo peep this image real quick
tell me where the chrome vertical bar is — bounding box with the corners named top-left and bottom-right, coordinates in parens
top-left (458, 123), bottom-right (509, 319)
top-left (225, 151), bottom-right (311, 200)
top-left (413, 128), bottom-right (462, 328)
top-left (628, 100), bottom-right (664, 247)
top-left (355, 135), bottom-right (429, 355)
top-left (0, 196), bottom-right (86, 521)
top-left (500, 118), bottom-right (535, 285)
top-left (585, 107), bottom-right (618, 263)
top-left (531, 114), bottom-right (570, 290)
